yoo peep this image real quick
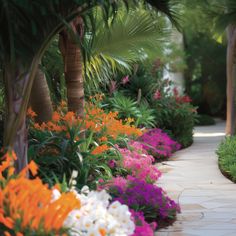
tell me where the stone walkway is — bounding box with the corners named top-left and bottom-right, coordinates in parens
top-left (156, 121), bottom-right (236, 236)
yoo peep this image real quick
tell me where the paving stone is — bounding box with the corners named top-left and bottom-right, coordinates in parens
top-left (155, 121), bottom-right (236, 235)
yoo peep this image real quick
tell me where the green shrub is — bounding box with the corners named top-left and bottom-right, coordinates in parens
top-left (108, 92), bottom-right (156, 128)
top-left (217, 136), bottom-right (236, 182)
top-left (152, 95), bottom-right (196, 148)
top-left (195, 114), bottom-right (215, 126)
top-left (109, 92), bottom-right (139, 120)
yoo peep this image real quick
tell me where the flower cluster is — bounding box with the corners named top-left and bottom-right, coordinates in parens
top-left (0, 152), bottom-right (81, 235)
top-left (131, 210), bottom-right (157, 236)
top-left (63, 187), bottom-right (135, 236)
top-left (136, 128), bottom-right (181, 159)
top-left (100, 176), bottom-right (180, 226)
top-left (116, 143), bottom-right (161, 183)
top-left (173, 87), bottom-right (192, 104)
top-left (0, 153), bottom-right (135, 236)
top-left (29, 101), bottom-right (142, 141)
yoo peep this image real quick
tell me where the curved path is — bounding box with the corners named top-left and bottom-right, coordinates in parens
top-left (156, 121), bottom-right (236, 236)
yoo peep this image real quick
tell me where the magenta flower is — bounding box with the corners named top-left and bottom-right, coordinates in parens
top-left (100, 176), bottom-right (180, 227)
top-left (136, 128), bottom-right (181, 159)
top-left (131, 210), bottom-right (157, 236)
top-left (121, 75), bottom-right (129, 85)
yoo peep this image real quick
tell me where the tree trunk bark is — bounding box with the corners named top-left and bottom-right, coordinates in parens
top-left (29, 68), bottom-right (53, 123)
top-left (226, 25), bottom-right (236, 135)
top-left (4, 67), bottom-right (29, 172)
top-left (59, 18), bottom-right (84, 118)
top-left (3, 60), bottom-right (39, 173)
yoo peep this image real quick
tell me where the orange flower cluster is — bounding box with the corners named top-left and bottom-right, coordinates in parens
top-left (0, 152), bottom-right (80, 235)
top-left (85, 103), bottom-right (142, 139)
top-left (91, 144), bottom-right (109, 155)
top-left (27, 107), bottom-right (37, 119)
top-left (28, 99), bottom-right (142, 149)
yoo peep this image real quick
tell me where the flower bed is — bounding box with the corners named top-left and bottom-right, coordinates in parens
top-left (0, 101), bottom-right (181, 235)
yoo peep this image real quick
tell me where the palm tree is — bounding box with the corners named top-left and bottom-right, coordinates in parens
top-left (0, 0), bottom-right (133, 172)
top-left (29, 68), bottom-right (53, 123)
top-left (60, 4), bottom-right (176, 117)
top-left (59, 17), bottom-right (85, 117)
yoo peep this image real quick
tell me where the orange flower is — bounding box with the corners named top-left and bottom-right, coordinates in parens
top-left (63, 112), bottom-right (76, 126)
top-left (34, 123), bottom-right (41, 130)
top-left (16, 233), bottom-right (24, 236)
top-left (99, 137), bottom-right (108, 142)
top-left (0, 156), bottom-right (81, 233)
top-left (99, 228), bottom-right (106, 236)
top-left (27, 107), bottom-right (37, 118)
top-left (92, 145), bottom-right (109, 155)
top-left (52, 112), bottom-right (61, 123)
top-left (4, 231), bottom-right (11, 236)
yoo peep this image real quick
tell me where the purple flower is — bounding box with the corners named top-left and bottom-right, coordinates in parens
top-left (101, 176), bottom-right (180, 227)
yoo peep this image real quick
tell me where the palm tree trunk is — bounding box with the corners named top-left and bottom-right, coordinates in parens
top-left (59, 18), bottom-right (84, 118)
top-left (3, 61), bottom-right (39, 173)
top-left (226, 25), bottom-right (236, 135)
top-left (30, 68), bottom-right (53, 123)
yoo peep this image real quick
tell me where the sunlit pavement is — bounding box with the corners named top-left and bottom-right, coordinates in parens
top-left (155, 121), bottom-right (236, 236)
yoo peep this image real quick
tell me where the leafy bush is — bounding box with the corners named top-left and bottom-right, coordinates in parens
top-left (108, 92), bottom-right (156, 128)
top-left (195, 114), bottom-right (215, 126)
top-left (109, 92), bottom-right (139, 120)
top-left (28, 102), bottom-right (141, 188)
top-left (121, 68), bottom-right (158, 102)
top-left (151, 89), bottom-right (196, 148)
top-left (135, 102), bottom-right (156, 128)
top-left (217, 136), bottom-right (236, 182)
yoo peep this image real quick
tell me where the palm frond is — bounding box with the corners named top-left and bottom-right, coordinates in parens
top-left (84, 6), bottom-right (169, 92)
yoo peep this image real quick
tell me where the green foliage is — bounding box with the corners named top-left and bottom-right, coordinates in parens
top-left (135, 102), bottom-right (156, 128)
top-left (84, 5), bottom-right (169, 92)
top-left (217, 136), bottom-right (236, 182)
top-left (195, 114), bottom-right (215, 126)
top-left (107, 92), bottom-right (156, 128)
top-left (121, 66), bottom-right (159, 102)
top-left (109, 92), bottom-right (139, 120)
top-left (152, 96), bottom-right (196, 148)
top-left (182, 1), bottom-right (227, 116)
top-left (28, 125), bottom-right (115, 190)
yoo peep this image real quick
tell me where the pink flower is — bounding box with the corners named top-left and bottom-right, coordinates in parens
top-left (121, 75), bottom-right (129, 85)
top-left (153, 90), bottom-right (161, 100)
top-left (109, 80), bottom-right (117, 94)
top-left (108, 160), bottom-right (116, 168)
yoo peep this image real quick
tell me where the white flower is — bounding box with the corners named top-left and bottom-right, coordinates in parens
top-left (51, 189), bottom-right (61, 202)
top-left (63, 186), bottom-right (135, 236)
